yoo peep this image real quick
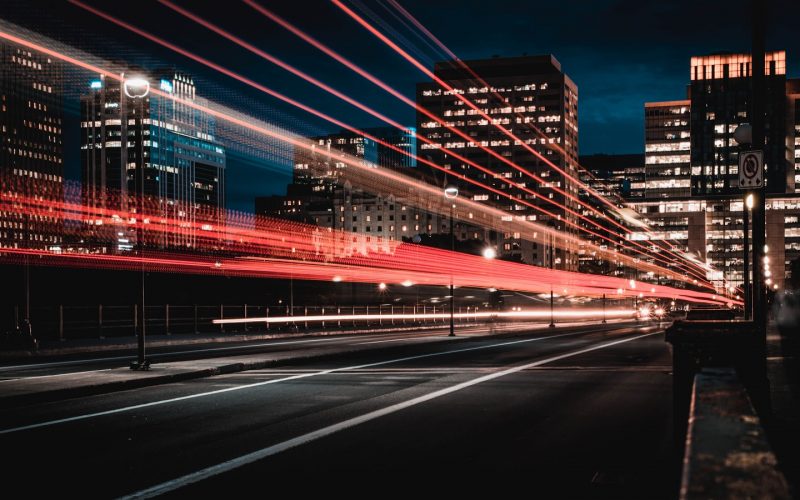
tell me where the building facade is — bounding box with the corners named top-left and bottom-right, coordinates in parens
top-left (416, 55), bottom-right (580, 269)
top-left (632, 51), bottom-right (800, 289)
top-left (80, 71), bottom-right (226, 252)
top-left (0, 39), bottom-right (63, 250)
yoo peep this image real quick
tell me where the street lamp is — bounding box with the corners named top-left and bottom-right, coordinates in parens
top-left (444, 184), bottom-right (458, 336)
top-left (482, 246), bottom-right (496, 260)
top-left (127, 74), bottom-right (151, 371)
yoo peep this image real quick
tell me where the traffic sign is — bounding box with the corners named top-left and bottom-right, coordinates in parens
top-left (739, 150), bottom-right (763, 189)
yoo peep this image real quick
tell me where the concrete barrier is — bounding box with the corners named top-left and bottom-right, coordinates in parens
top-left (681, 368), bottom-right (790, 499)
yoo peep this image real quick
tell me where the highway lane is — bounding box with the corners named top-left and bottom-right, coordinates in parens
top-left (0, 324), bottom-right (673, 498)
top-left (0, 319), bottom-right (640, 380)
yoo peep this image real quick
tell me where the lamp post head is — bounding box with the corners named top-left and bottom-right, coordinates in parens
top-left (444, 185), bottom-right (459, 199)
top-left (745, 193), bottom-right (754, 210)
top-left (732, 123), bottom-right (752, 146)
top-left (482, 247), bottom-right (496, 260)
top-left (123, 76), bottom-right (150, 99)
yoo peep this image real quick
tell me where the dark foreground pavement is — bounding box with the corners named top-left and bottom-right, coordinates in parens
top-left (0, 323), bottom-right (675, 498)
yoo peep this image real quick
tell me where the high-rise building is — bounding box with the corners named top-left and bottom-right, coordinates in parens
top-left (643, 100), bottom-right (691, 199)
top-left (689, 52), bottom-right (791, 196)
top-left (0, 39), bottom-right (64, 250)
top-left (81, 71), bottom-right (225, 252)
top-left (416, 55), bottom-right (579, 269)
top-left (632, 51), bottom-right (800, 289)
top-left (259, 127), bottom-right (418, 226)
top-left (293, 127), bottom-right (417, 197)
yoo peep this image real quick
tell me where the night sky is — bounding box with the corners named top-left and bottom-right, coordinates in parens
top-left (4, 0), bottom-right (800, 211)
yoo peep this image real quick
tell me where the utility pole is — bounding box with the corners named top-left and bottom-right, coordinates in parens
top-left (750, 0), bottom-right (766, 336)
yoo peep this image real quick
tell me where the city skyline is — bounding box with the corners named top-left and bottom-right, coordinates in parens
top-left (2, 0), bottom-right (799, 212)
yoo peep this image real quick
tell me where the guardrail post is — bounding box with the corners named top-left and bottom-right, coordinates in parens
top-left (193, 304), bottom-right (198, 334)
top-left (379, 305), bottom-right (382, 326)
top-left (391, 305), bottom-right (394, 325)
top-left (265, 306), bottom-right (270, 331)
top-left (58, 305), bottom-right (64, 341)
top-left (304, 306), bottom-right (308, 329)
top-left (321, 307), bottom-right (325, 329)
top-left (165, 303), bottom-right (170, 335)
top-left (337, 307), bottom-right (341, 328)
top-left (243, 303), bottom-right (248, 332)
top-left (98, 304), bottom-right (103, 338)
top-left (219, 304), bottom-right (224, 333)
top-left (133, 304), bottom-right (138, 331)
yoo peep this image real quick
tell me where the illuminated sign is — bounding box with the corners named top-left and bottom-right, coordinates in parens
top-left (159, 79), bottom-right (173, 93)
top-left (90, 80), bottom-right (102, 89)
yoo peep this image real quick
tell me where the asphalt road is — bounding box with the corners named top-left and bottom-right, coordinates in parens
top-left (0, 323), bottom-right (675, 498)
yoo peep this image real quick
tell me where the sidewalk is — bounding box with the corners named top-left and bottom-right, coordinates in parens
top-left (0, 320), bottom-right (636, 407)
top-left (766, 323), bottom-right (800, 494)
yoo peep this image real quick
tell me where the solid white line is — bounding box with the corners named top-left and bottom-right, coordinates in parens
top-left (0, 368), bottom-right (114, 382)
top-left (354, 335), bottom-right (442, 345)
top-left (121, 332), bottom-right (658, 499)
top-left (0, 326), bottom-right (643, 435)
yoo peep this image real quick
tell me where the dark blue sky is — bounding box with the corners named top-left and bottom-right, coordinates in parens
top-left (5, 0), bottom-right (800, 211)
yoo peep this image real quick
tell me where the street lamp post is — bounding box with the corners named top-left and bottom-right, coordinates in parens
top-left (744, 193), bottom-right (753, 320)
top-left (444, 184), bottom-right (458, 337)
top-left (548, 222), bottom-right (555, 328)
top-left (125, 75), bottom-right (151, 371)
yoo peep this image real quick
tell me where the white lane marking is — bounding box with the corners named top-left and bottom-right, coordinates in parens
top-left (121, 332), bottom-right (658, 499)
top-left (0, 368), bottom-right (114, 382)
top-left (0, 319), bottom-right (633, 373)
top-left (0, 326), bottom-right (647, 435)
top-left (355, 335), bottom-right (443, 345)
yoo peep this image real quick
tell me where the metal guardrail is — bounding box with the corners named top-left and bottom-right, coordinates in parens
top-left (7, 304), bottom-right (489, 340)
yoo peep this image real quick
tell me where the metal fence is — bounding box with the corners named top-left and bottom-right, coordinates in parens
top-left (11, 304), bottom-right (490, 340)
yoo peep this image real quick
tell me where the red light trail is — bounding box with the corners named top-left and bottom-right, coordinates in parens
top-left (0, 24), bottom-right (734, 303)
top-left (0, 178), bottom-right (738, 308)
top-left (66, 2), bottom-right (713, 287)
top-left (330, 0), bottom-right (710, 277)
top-left (240, 0), bottom-right (712, 284)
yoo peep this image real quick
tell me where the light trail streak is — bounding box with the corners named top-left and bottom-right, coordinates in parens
top-left (72, 2), bottom-right (711, 287)
top-left (330, 0), bottom-right (712, 280)
top-left (0, 24), bottom-right (730, 299)
top-left (243, 1), bottom-right (712, 286)
top-left (0, 25), bottom-right (703, 286)
top-left (213, 309), bottom-right (639, 325)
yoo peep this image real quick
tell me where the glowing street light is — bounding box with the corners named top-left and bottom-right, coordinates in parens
top-left (378, 282), bottom-right (387, 291)
top-left (401, 280), bottom-right (413, 287)
top-left (123, 75), bottom-right (150, 98)
top-left (482, 247), bottom-right (496, 260)
top-left (444, 184), bottom-right (458, 337)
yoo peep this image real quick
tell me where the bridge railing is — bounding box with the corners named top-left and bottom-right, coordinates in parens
top-left (6, 304), bottom-right (490, 341)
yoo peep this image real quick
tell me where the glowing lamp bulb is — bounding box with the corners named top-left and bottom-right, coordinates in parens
top-left (401, 280), bottom-right (413, 287)
top-left (482, 247), bottom-right (496, 260)
top-left (378, 282), bottom-right (387, 290)
top-left (123, 76), bottom-right (150, 98)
